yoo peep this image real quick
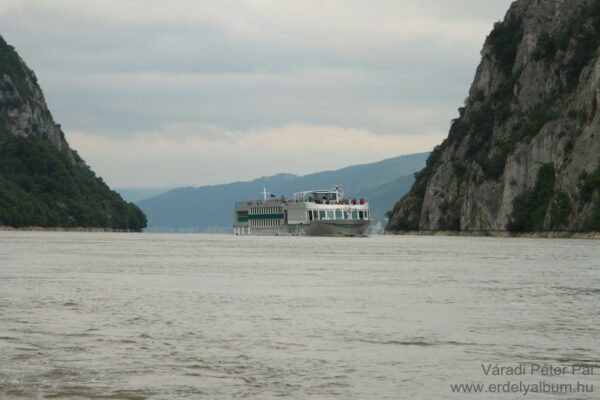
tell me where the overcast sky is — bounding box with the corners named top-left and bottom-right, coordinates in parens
top-left (0, 0), bottom-right (513, 187)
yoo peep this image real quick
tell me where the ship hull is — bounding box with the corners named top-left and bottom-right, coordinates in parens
top-left (303, 220), bottom-right (370, 237)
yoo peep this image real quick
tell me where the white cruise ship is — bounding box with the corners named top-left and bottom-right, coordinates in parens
top-left (233, 187), bottom-right (370, 237)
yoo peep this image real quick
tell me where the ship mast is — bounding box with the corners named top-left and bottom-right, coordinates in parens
top-left (260, 187), bottom-right (270, 201)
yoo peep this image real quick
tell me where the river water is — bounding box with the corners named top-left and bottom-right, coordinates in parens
top-left (0, 232), bottom-right (599, 399)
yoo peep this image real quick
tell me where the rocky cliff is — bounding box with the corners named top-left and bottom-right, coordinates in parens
top-left (0, 35), bottom-right (147, 230)
top-left (387, 0), bottom-right (600, 233)
top-left (0, 36), bottom-right (77, 161)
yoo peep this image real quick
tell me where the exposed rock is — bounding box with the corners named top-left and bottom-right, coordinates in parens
top-left (0, 36), bottom-right (79, 162)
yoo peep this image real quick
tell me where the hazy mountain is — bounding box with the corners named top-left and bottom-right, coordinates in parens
top-left (116, 187), bottom-right (175, 203)
top-left (138, 152), bottom-right (428, 232)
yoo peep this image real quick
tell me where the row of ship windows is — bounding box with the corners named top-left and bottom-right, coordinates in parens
top-left (250, 206), bottom-right (283, 215)
top-left (309, 209), bottom-right (369, 220)
top-left (250, 219), bottom-right (282, 227)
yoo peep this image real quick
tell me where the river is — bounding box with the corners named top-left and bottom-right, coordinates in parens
top-left (1, 232), bottom-right (598, 399)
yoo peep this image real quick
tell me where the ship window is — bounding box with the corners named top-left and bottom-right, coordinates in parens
top-left (319, 210), bottom-right (326, 220)
top-left (352, 210), bottom-right (358, 219)
top-left (327, 210), bottom-right (334, 220)
top-left (309, 211), bottom-right (314, 221)
top-left (335, 209), bottom-right (343, 220)
top-left (344, 210), bottom-right (350, 219)
top-left (359, 211), bottom-right (364, 219)
top-left (365, 211), bottom-right (369, 219)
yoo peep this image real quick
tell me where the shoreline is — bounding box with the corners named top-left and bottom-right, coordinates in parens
top-left (384, 230), bottom-right (600, 239)
top-left (2, 226), bottom-right (599, 239)
top-left (0, 226), bottom-right (140, 233)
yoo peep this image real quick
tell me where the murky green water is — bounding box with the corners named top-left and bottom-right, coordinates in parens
top-left (1, 232), bottom-right (599, 399)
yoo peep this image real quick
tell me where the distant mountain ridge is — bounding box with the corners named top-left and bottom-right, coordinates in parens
top-left (137, 152), bottom-right (428, 232)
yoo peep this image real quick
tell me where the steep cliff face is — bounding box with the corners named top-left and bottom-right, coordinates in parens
top-left (0, 36), bottom-right (77, 161)
top-left (387, 0), bottom-right (600, 232)
top-left (0, 35), bottom-right (147, 230)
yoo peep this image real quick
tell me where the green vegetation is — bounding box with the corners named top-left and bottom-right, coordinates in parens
top-left (578, 167), bottom-right (600, 202)
top-left (488, 17), bottom-right (524, 75)
top-left (438, 200), bottom-right (461, 231)
top-left (0, 36), bottom-right (35, 101)
top-left (549, 191), bottom-right (572, 228)
top-left (534, 0), bottom-right (600, 89)
top-left (513, 98), bottom-right (559, 140)
top-left (579, 166), bottom-right (600, 230)
top-left (0, 126), bottom-right (147, 230)
top-left (507, 163), bottom-right (556, 231)
top-left (386, 146), bottom-right (443, 230)
top-left (582, 207), bottom-right (600, 231)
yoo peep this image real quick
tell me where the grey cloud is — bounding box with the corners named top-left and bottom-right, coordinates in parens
top-left (0, 0), bottom-right (513, 185)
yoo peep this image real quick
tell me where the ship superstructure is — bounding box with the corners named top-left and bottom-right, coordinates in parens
top-left (233, 187), bottom-right (370, 237)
